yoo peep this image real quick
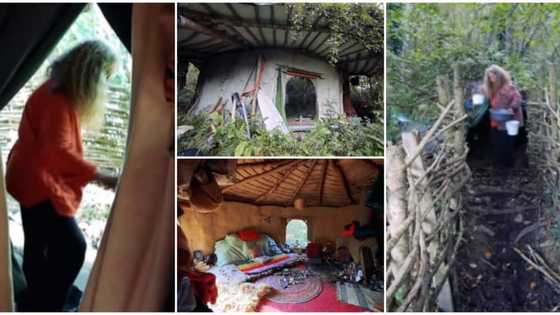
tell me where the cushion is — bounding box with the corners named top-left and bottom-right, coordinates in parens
top-left (238, 230), bottom-right (259, 241)
top-left (306, 242), bottom-right (322, 258)
top-left (261, 234), bottom-right (283, 256)
top-left (249, 247), bottom-right (261, 258)
top-left (225, 234), bottom-right (254, 260)
top-left (214, 239), bottom-right (247, 267)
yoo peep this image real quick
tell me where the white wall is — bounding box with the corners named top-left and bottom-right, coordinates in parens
top-left (192, 49), bottom-right (344, 118)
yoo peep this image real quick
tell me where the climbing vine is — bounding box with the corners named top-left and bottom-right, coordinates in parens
top-left (289, 3), bottom-right (384, 65)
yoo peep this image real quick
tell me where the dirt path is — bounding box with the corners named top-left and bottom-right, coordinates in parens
top-left (454, 160), bottom-right (560, 311)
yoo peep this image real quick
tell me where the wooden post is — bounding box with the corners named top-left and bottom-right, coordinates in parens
top-left (251, 55), bottom-right (264, 117)
top-left (453, 63), bottom-right (466, 156)
top-left (401, 132), bottom-right (438, 262)
top-left (549, 62), bottom-right (557, 110)
top-left (437, 74), bottom-right (456, 144)
top-left (436, 75), bottom-right (450, 106)
top-left (387, 144), bottom-right (410, 294)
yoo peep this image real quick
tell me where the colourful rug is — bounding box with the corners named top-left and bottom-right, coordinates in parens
top-left (255, 274), bottom-right (322, 304)
top-left (336, 281), bottom-right (383, 311)
top-left (257, 281), bottom-right (368, 312)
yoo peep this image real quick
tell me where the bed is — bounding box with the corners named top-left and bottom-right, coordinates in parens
top-left (209, 253), bottom-right (306, 285)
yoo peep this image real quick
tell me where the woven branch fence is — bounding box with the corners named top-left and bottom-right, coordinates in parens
top-left (527, 64), bottom-right (560, 205)
top-left (387, 65), bottom-right (471, 311)
top-left (522, 63), bottom-right (560, 290)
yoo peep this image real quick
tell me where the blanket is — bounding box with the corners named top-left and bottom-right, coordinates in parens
top-left (208, 282), bottom-right (272, 312)
top-left (238, 255), bottom-right (290, 274)
top-left (208, 254), bottom-right (306, 286)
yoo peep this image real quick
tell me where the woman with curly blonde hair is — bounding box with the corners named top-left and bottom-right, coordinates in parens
top-left (482, 65), bottom-right (523, 168)
top-left (6, 40), bottom-right (119, 311)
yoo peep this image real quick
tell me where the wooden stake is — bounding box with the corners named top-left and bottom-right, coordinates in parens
top-left (251, 55), bottom-right (264, 117)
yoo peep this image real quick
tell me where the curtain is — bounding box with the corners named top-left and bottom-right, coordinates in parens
top-left (98, 4), bottom-right (132, 53)
top-left (0, 4), bottom-right (84, 109)
top-left (0, 154), bottom-right (13, 311)
top-left (80, 3), bottom-right (174, 311)
top-left (275, 69), bottom-right (286, 120)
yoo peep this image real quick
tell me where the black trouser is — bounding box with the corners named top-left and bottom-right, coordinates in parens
top-left (490, 128), bottom-right (514, 168)
top-left (20, 201), bottom-right (86, 311)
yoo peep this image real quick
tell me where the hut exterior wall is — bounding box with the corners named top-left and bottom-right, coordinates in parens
top-left (192, 49), bottom-right (344, 118)
top-left (179, 201), bottom-right (370, 255)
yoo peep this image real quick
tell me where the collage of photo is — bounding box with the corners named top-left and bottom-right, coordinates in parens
top-left (0, 1), bottom-right (559, 313)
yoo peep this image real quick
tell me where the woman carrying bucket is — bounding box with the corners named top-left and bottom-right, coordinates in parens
top-left (482, 65), bottom-right (523, 168)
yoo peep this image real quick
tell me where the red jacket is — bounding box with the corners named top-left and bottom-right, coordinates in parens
top-left (6, 81), bottom-right (97, 217)
top-left (490, 84), bottom-right (523, 129)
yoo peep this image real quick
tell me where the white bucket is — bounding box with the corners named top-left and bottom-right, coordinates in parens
top-left (472, 93), bottom-right (484, 105)
top-left (506, 120), bottom-right (520, 136)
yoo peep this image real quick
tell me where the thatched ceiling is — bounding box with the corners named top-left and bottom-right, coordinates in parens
top-left (177, 3), bottom-right (382, 75)
top-left (180, 159), bottom-right (381, 208)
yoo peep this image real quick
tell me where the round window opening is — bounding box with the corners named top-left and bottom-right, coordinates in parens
top-left (285, 218), bottom-right (309, 248)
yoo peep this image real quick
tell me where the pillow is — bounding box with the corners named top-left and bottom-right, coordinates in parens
top-left (249, 247), bottom-right (261, 259)
top-left (238, 230), bottom-right (259, 241)
top-left (214, 239), bottom-right (248, 267)
top-left (224, 234), bottom-right (254, 260)
top-left (261, 234), bottom-right (283, 256)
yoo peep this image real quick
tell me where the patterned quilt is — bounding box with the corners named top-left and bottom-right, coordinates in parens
top-left (209, 254), bottom-right (306, 285)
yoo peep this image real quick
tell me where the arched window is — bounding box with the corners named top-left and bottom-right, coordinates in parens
top-left (285, 218), bottom-right (309, 248)
top-left (285, 77), bottom-right (317, 121)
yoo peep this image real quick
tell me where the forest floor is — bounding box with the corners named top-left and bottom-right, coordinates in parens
top-left (453, 141), bottom-right (560, 311)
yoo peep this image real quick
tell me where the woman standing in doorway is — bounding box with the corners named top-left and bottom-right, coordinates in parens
top-left (5, 40), bottom-right (119, 311)
top-left (483, 65), bottom-right (523, 168)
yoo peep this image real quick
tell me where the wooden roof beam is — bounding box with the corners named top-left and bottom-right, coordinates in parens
top-left (319, 160), bottom-right (329, 205)
top-left (270, 5), bottom-right (277, 46)
top-left (340, 53), bottom-right (382, 65)
top-left (289, 160), bottom-right (318, 204)
top-left (181, 7), bottom-right (331, 33)
top-left (235, 160), bottom-right (292, 173)
top-left (333, 160), bottom-right (355, 204)
top-left (225, 3), bottom-right (263, 46)
top-left (254, 162), bottom-right (301, 203)
top-left (178, 15), bottom-right (243, 49)
top-left (223, 160), bottom-right (301, 193)
top-left (254, 5), bottom-right (268, 46)
top-left (299, 15), bottom-right (323, 49)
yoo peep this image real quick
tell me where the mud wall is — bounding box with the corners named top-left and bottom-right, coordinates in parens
top-left (192, 49), bottom-right (344, 118)
top-left (179, 201), bottom-right (372, 255)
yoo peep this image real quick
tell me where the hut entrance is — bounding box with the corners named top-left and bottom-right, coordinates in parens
top-left (285, 77), bottom-right (317, 128)
top-left (285, 218), bottom-right (308, 249)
